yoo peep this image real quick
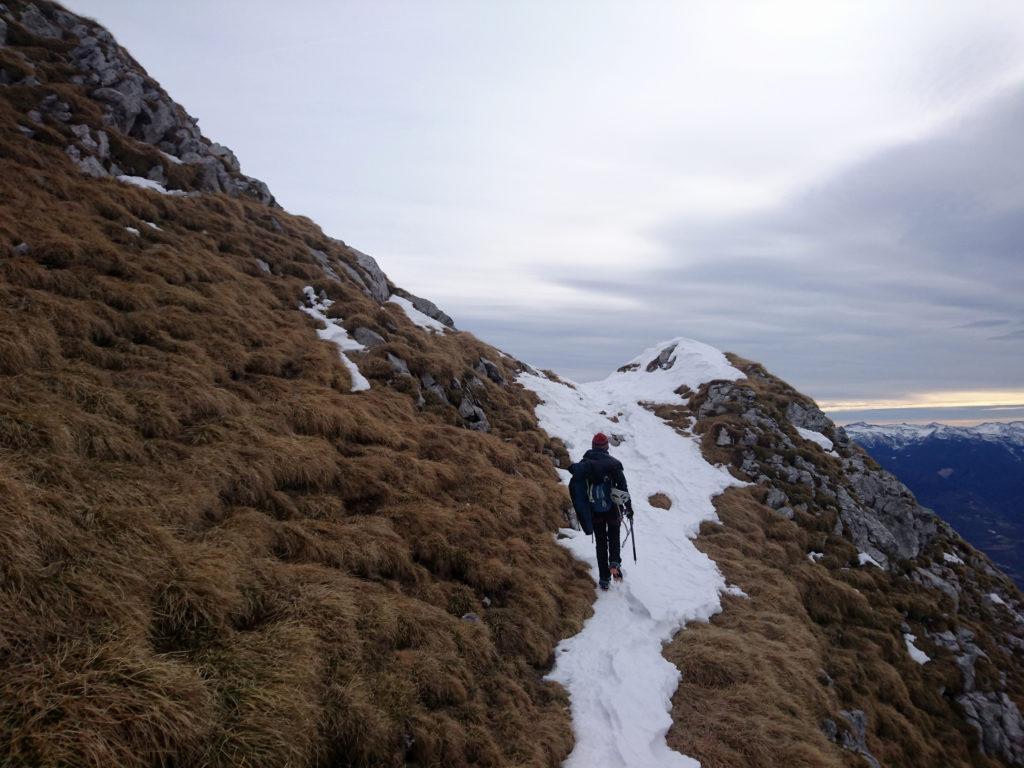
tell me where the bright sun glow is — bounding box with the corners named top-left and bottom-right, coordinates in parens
top-left (821, 390), bottom-right (1024, 412)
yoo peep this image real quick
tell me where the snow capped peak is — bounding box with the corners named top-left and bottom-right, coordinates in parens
top-left (599, 337), bottom-right (743, 405)
top-left (847, 421), bottom-right (1024, 449)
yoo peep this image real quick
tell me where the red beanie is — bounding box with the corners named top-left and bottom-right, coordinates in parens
top-left (592, 432), bottom-right (609, 449)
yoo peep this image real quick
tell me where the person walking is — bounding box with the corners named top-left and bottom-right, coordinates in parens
top-left (569, 432), bottom-right (634, 590)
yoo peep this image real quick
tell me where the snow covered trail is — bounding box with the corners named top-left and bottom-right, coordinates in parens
top-left (520, 338), bottom-right (744, 768)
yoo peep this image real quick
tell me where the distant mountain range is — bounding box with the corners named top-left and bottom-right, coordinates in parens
top-left (846, 421), bottom-right (1024, 586)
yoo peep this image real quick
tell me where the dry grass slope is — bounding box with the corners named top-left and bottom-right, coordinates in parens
top-left (0, 83), bottom-right (592, 766)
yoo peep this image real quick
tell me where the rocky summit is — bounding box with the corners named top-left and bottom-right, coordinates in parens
top-left (1, 3), bottom-right (1023, 767)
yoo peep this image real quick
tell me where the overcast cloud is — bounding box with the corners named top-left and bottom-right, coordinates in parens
top-left (70, 1), bottom-right (1024, 416)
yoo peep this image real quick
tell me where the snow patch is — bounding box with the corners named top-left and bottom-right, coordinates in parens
top-left (388, 294), bottom-right (447, 334)
top-left (858, 552), bottom-right (882, 568)
top-left (520, 337), bottom-right (743, 768)
top-left (116, 174), bottom-right (186, 196)
top-left (808, 551), bottom-right (824, 563)
top-left (942, 552), bottom-right (965, 565)
top-left (144, 221), bottom-right (162, 231)
top-left (299, 287), bottom-right (370, 392)
top-left (796, 427), bottom-right (833, 451)
top-left (600, 337), bottom-right (743, 405)
top-left (904, 633), bottom-right (931, 665)
top-left (159, 150), bottom-right (184, 165)
top-left (124, 226), bottom-right (140, 236)
top-left (989, 592), bottom-right (1006, 606)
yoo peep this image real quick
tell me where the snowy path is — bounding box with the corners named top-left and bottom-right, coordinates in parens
top-left (520, 339), bottom-right (743, 768)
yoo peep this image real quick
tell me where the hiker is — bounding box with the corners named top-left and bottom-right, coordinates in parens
top-left (569, 432), bottom-right (634, 590)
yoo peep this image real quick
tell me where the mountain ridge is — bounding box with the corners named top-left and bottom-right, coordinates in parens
top-left (2, 2), bottom-right (1024, 766)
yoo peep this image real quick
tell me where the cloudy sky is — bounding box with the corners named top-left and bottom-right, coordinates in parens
top-left (72, 1), bottom-right (1024, 423)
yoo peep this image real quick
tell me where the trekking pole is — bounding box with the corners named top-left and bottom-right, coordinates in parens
top-left (630, 516), bottom-right (637, 563)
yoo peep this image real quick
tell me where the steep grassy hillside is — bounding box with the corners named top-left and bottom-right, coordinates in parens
top-left (0, 3), bottom-right (592, 765)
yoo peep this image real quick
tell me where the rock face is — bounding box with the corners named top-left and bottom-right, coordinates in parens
top-left (351, 249), bottom-right (390, 303)
top-left (0, 2), bottom-right (274, 203)
top-left (958, 692), bottom-right (1024, 765)
top-left (393, 288), bottom-right (456, 328)
top-left (696, 377), bottom-right (937, 567)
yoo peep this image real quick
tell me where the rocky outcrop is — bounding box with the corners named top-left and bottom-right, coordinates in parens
top-left (821, 710), bottom-right (882, 768)
top-left (842, 451), bottom-right (937, 563)
top-left (0, 2), bottom-right (274, 203)
top-left (476, 357), bottom-right (506, 386)
top-left (351, 249), bottom-right (390, 304)
top-left (957, 692), bottom-right (1024, 765)
top-left (646, 342), bottom-right (677, 372)
top-left (695, 377), bottom-right (936, 567)
top-left (393, 288), bottom-right (456, 328)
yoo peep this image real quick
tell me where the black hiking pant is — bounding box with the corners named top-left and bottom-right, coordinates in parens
top-left (593, 512), bottom-right (621, 582)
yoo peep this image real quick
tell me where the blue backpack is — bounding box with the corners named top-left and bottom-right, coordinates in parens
top-left (587, 475), bottom-right (614, 515)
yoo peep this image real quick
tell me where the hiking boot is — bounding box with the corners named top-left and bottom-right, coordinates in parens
top-left (598, 578), bottom-right (610, 591)
top-left (610, 564), bottom-right (624, 581)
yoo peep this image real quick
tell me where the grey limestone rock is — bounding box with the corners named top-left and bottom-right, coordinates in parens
top-left (646, 343), bottom-right (678, 372)
top-left (957, 692), bottom-right (1024, 764)
top-left (786, 400), bottom-right (832, 433)
top-left (387, 353), bottom-right (410, 377)
top-left (838, 710), bottom-right (881, 768)
top-left (394, 289), bottom-right (456, 328)
top-left (353, 327), bottom-right (385, 349)
top-left (838, 456), bottom-right (938, 563)
top-left (420, 374), bottom-right (449, 406)
top-left (352, 249), bottom-right (390, 303)
top-left (309, 248), bottom-right (341, 283)
top-left (716, 427), bottom-right (732, 447)
top-left (39, 94), bottom-right (71, 122)
top-left (208, 143), bottom-right (240, 173)
top-left (476, 357), bottom-right (506, 385)
top-left (339, 261), bottom-right (369, 293)
top-left (65, 145), bottom-right (107, 177)
top-left (458, 396), bottom-right (490, 432)
top-left (912, 566), bottom-right (960, 611)
top-left (20, 4), bottom-right (61, 39)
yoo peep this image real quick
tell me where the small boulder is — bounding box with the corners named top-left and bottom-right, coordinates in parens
top-left (476, 357), bottom-right (506, 385)
top-left (386, 353), bottom-right (410, 376)
top-left (352, 327), bottom-right (385, 348)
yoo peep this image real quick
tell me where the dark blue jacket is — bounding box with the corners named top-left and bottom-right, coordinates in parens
top-left (569, 448), bottom-right (630, 506)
